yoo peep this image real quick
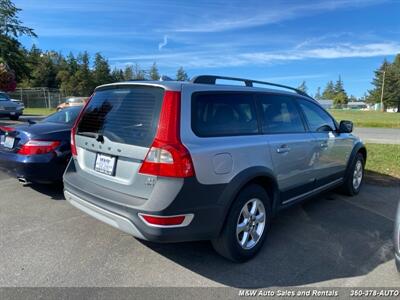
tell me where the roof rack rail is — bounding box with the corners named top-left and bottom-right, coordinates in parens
top-left (191, 75), bottom-right (312, 98)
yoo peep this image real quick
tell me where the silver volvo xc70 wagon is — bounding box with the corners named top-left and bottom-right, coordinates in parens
top-left (63, 75), bottom-right (366, 261)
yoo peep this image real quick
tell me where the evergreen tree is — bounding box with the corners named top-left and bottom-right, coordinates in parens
top-left (111, 68), bottom-right (125, 82)
top-left (124, 65), bottom-right (134, 80)
top-left (297, 81), bottom-right (307, 93)
top-left (383, 54), bottom-right (400, 112)
top-left (0, 0), bottom-right (36, 85)
top-left (321, 81), bottom-right (335, 99)
top-left (74, 52), bottom-right (94, 96)
top-left (93, 53), bottom-right (112, 87)
top-left (149, 62), bottom-right (160, 80)
top-left (333, 76), bottom-right (348, 107)
top-left (0, 0), bottom-right (36, 38)
top-left (0, 35), bottom-right (29, 81)
top-left (366, 59), bottom-right (390, 106)
top-left (132, 63), bottom-right (145, 80)
top-left (176, 67), bottom-right (189, 81)
top-left (57, 52), bottom-right (78, 96)
top-left (29, 51), bottom-right (59, 88)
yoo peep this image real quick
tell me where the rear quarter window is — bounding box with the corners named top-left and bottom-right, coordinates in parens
top-left (191, 92), bottom-right (259, 137)
top-left (77, 86), bottom-right (163, 147)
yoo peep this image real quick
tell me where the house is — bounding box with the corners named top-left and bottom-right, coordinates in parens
top-left (346, 102), bottom-right (367, 110)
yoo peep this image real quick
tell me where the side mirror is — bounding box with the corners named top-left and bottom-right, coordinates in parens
top-left (339, 120), bottom-right (353, 133)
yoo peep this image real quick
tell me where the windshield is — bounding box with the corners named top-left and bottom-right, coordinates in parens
top-left (43, 106), bottom-right (82, 124)
top-left (0, 93), bottom-right (10, 101)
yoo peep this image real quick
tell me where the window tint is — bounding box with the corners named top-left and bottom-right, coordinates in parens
top-left (259, 94), bottom-right (305, 133)
top-left (299, 99), bottom-right (336, 132)
top-left (77, 86), bottom-right (163, 147)
top-left (192, 92), bottom-right (258, 137)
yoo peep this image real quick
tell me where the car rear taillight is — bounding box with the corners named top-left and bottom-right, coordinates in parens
top-left (18, 140), bottom-right (61, 155)
top-left (0, 126), bottom-right (14, 132)
top-left (71, 94), bottom-right (93, 156)
top-left (139, 91), bottom-right (195, 178)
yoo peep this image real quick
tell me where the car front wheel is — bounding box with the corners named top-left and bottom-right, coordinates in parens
top-left (211, 184), bottom-right (271, 262)
top-left (341, 152), bottom-right (365, 196)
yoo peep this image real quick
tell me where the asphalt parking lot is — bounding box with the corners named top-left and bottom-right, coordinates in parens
top-left (0, 169), bottom-right (399, 287)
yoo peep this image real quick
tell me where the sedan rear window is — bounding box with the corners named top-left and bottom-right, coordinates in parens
top-left (43, 106), bottom-right (82, 124)
top-left (77, 86), bottom-right (163, 147)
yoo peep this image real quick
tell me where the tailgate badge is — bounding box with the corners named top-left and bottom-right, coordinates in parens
top-left (145, 177), bottom-right (156, 187)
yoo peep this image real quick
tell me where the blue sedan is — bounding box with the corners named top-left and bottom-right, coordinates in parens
top-left (0, 106), bottom-right (82, 184)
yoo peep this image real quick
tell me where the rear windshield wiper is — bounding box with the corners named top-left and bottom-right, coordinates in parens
top-left (27, 119), bottom-right (36, 125)
top-left (77, 132), bottom-right (104, 143)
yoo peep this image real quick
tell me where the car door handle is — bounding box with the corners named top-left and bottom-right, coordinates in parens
top-left (320, 141), bottom-right (328, 148)
top-left (276, 145), bottom-right (291, 154)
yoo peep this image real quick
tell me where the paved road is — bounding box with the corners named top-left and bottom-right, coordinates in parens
top-left (354, 127), bottom-right (400, 144)
top-left (0, 170), bottom-right (399, 288)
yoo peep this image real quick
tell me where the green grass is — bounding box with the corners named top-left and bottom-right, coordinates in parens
top-left (23, 108), bottom-right (56, 116)
top-left (329, 109), bottom-right (400, 128)
top-left (365, 143), bottom-right (400, 180)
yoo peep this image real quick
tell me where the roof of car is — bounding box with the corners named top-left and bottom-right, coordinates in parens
top-left (96, 80), bottom-right (315, 100)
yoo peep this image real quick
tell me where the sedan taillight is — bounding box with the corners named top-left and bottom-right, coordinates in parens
top-left (18, 140), bottom-right (60, 155)
top-left (0, 126), bottom-right (15, 132)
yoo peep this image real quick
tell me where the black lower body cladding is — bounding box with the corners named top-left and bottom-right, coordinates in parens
top-left (63, 159), bottom-right (227, 242)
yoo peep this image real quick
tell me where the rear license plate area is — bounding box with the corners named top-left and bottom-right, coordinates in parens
top-left (3, 136), bottom-right (15, 149)
top-left (94, 153), bottom-right (116, 176)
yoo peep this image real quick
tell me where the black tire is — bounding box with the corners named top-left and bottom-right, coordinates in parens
top-left (9, 114), bottom-right (19, 121)
top-left (341, 152), bottom-right (365, 196)
top-left (396, 258), bottom-right (400, 273)
top-left (211, 184), bottom-right (272, 262)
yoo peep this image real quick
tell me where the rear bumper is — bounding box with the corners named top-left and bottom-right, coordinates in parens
top-left (65, 190), bottom-right (146, 239)
top-left (63, 159), bottom-right (227, 243)
top-left (0, 109), bottom-right (23, 116)
top-left (0, 151), bottom-right (68, 183)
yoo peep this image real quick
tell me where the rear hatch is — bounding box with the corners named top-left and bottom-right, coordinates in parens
top-left (73, 85), bottom-right (164, 200)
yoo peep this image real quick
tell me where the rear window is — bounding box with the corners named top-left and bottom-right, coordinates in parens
top-left (43, 106), bottom-right (82, 124)
top-left (77, 86), bottom-right (164, 147)
top-left (192, 92), bottom-right (259, 137)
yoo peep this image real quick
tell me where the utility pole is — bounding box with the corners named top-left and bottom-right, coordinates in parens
top-left (380, 70), bottom-right (386, 112)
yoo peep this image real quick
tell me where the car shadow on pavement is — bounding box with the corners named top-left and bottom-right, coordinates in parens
top-left (27, 182), bottom-right (65, 201)
top-left (139, 183), bottom-right (397, 288)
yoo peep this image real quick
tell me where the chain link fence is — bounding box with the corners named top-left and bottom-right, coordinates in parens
top-left (8, 88), bottom-right (67, 109)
